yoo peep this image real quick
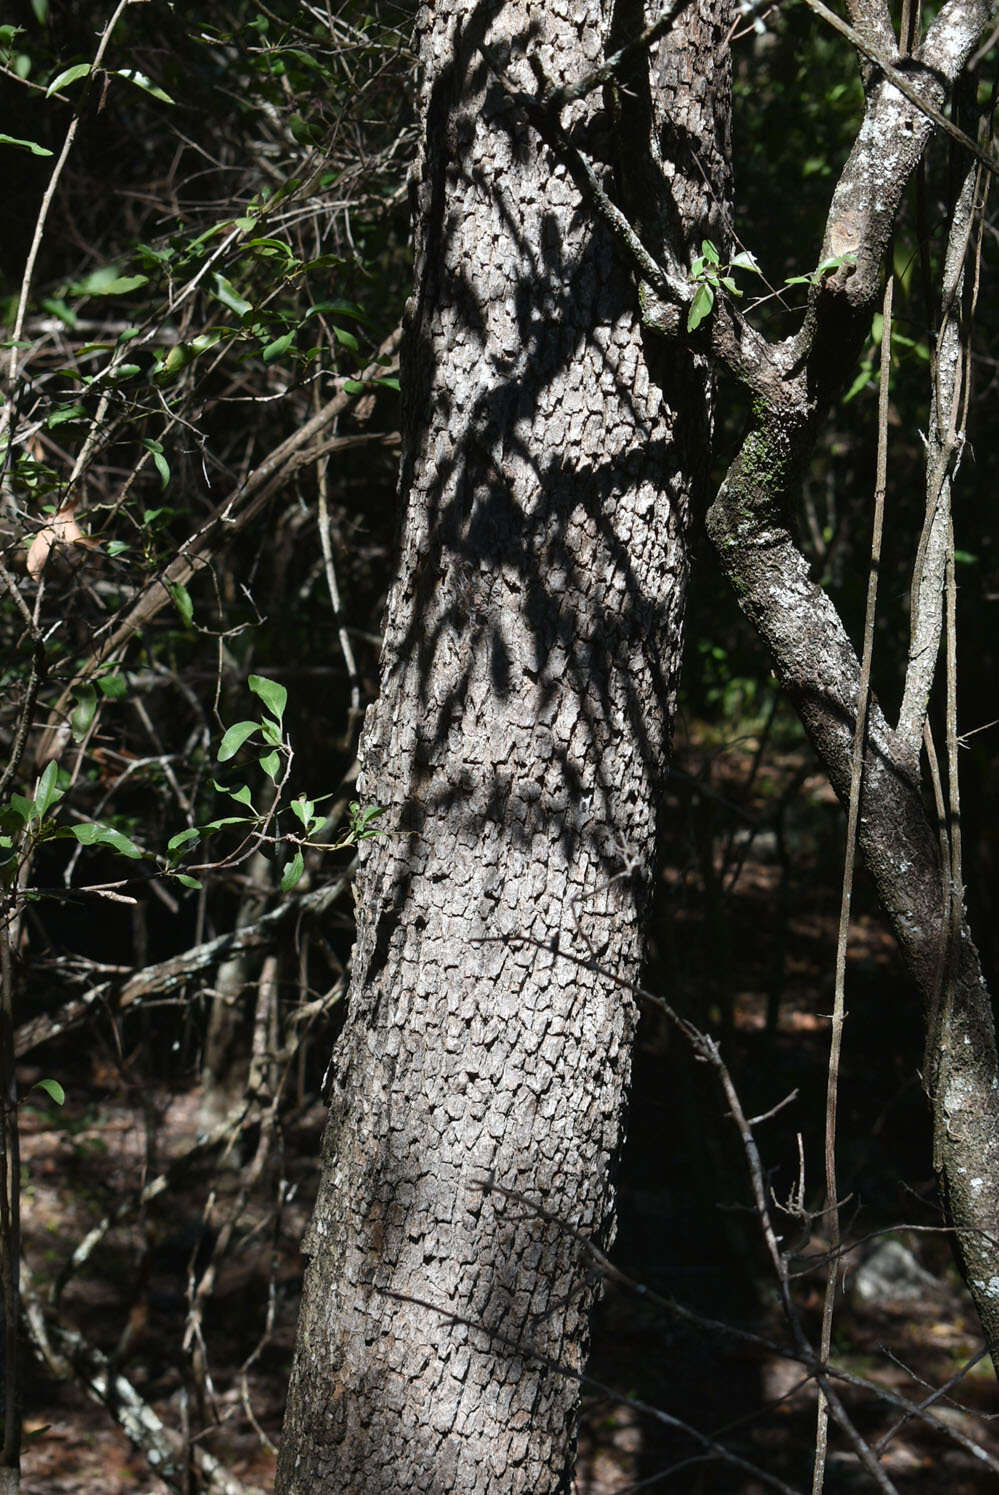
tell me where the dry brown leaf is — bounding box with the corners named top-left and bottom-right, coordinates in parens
top-left (26, 507), bottom-right (98, 578)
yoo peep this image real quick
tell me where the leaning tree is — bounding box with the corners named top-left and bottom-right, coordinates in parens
top-left (278, 0), bottom-right (999, 1490)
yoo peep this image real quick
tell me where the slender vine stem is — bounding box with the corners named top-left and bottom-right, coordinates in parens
top-left (812, 271), bottom-right (893, 1495)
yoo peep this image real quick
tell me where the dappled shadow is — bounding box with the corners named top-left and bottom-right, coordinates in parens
top-left (287, 0), bottom-right (724, 1487)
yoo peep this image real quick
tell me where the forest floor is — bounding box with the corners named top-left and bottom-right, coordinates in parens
top-left (14, 723), bottom-right (999, 1494)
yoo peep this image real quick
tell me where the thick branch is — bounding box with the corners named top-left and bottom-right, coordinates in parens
top-left (782, 0), bottom-right (991, 410)
top-left (707, 414), bottom-right (999, 1367)
top-left (803, 0), bottom-right (996, 182)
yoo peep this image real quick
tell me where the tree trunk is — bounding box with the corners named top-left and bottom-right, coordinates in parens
top-left (277, 3), bottom-right (727, 1490)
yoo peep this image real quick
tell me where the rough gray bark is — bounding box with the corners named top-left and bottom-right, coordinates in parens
top-left (276, 2), bottom-right (727, 1490)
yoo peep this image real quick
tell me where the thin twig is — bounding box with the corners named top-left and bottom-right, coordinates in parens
top-left (0, 913), bottom-right (21, 1487)
top-left (812, 271), bottom-right (893, 1495)
top-left (2, 0), bottom-right (137, 400)
top-left (313, 371), bottom-right (362, 729)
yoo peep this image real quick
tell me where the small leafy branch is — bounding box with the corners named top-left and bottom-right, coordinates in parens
top-left (164, 675), bottom-right (384, 893)
top-left (0, 758), bottom-right (145, 879)
top-left (0, 676), bottom-right (384, 900)
top-left (687, 243), bottom-right (857, 332)
top-left (783, 250), bottom-right (857, 288)
top-left (687, 240), bottom-right (762, 332)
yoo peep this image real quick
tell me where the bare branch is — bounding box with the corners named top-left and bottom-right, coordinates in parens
top-left (812, 273), bottom-right (894, 1495)
top-left (21, 1263), bottom-right (263, 1495)
top-left (897, 167), bottom-right (980, 760)
top-left (13, 874), bottom-right (351, 1058)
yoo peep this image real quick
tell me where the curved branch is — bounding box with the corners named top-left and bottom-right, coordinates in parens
top-left (707, 408), bottom-right (999, 1370)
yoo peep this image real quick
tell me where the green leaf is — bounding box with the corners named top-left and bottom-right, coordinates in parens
top-left (349, 802), bottom-right (386, 841)
top-left (199, 815), bottom-right (253, 833)
top-left (262, 331), bottom-right (295, 363)
top-left (155, 335), bottom-right (221, 379)
top-left (241, 237), bottom-right (295, 258)
top-left (259, 749), bottom-right (281, 782)
top-left (70, 684), bottom-right (98, 743)
top-left (46, 61), bottom-right (91, 95)
top-left (175, 873), bottom-right (202, 890)
top-left (306, 298), bottom-right (366, 321)
top-left (0, 133), bottom-right (52, 157)
top-left (217, 720), bottom-right (258, 762)
top-left (289, 111), bottom-right (321, 145)
top-left (72, 822), bottom-right (143, 858)
top-left (344, 379), bottom-right (366, 394)
top-left (842, 367), bottom-right (872, 403)
top-left (10, 795), bottom-right (33, 825)
top-left (115, 68), bottom-right (174, 104)
top-left (31, 0), bottom-right (49, 20)
top-left (46, 402), bottom-right (86, 428)
top-left (227, 783), bottom-right (254, 807)
top-left (34, 1079), bottom-right (65, 1107)
top-left (281, 849), bottom-right (305, 893)
top-left (69, 267), bottom-right (149, 297)
top-left (816, 252), bottom-right (856, 275)
top-left (687, 282), bottom-right (714, 333)
top-left (41, 298), bottom-right (79, 330)
top-left (167, 580), bottom-right (194, 627)
top-left (211, 272), bottom-right (252, 317)
top-left (167, 827), bottom-right (201, 854)
top-left (106, 540), bottom-right (128, 558)
top-left (135, 242), bottom-right (172, 267)
top-left (374, 376), bottom-right (400, 392)
top-left (33, 760), bottom-right (63, 821)
top-left (730, 250), bottom-right (762, 274)
top-left (142, 440), bottom-right (170, 488)
top-left (248, 674), bottom-right (287, 723)
top-left (332, 325), bottom-right (359, 351)
top-left (290, 796), bottom-right (314, 828)
top-left (278, 47), bottom-right (324, 72)
top-left (701, 239), bottom-right (720, 265)
top-left (102, 274), bottom-right (150, 296)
